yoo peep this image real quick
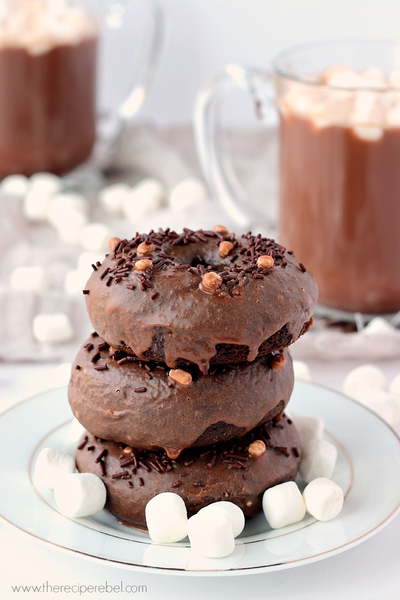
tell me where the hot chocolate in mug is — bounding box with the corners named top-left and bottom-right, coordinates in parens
top-left (0, 0), bottom-right (163, 178)
top-left (194, 40), bottom-right (400, 315)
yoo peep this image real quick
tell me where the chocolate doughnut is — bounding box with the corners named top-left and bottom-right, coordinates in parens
top-left (75, 415), bottom-right (301, 529)
top-left (68, 335), bottom-right (294, 458)
top-left (84, 229), bottom-right (318, 372)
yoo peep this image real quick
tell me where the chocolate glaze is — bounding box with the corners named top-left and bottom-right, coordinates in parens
top-left (68, 335), bottom-right (294, 458)
top-left (75, 415), bottom-right (301, 529)
top-left (85, 230), bottom-right (318, 371)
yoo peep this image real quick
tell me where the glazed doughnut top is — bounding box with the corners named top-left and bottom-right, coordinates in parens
top-left (84, 228), bottom-right (318, 371)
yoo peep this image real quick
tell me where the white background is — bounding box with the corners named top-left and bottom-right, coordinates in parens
top-left (137, 0), bottom-right (400, 125)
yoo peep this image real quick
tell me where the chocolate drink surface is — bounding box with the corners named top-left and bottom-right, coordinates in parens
top-left (279, 114), bottom-right (400, 314)
top-left (0, 35), bottom-right (97, 177)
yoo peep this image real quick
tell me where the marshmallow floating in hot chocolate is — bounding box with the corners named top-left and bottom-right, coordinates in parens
top-left (145, 492), bottom-right (188, 543)
top-left (303, 477), bottom-right (344, 521)
top-left (262, 481), bottom-right (306, 529)
top-left (34, 447), bottom-right (75, 489)
top-left (54, 472), bottom-right (107, 518)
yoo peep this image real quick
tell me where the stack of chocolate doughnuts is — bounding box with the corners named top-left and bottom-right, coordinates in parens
top-left (68, 226), bottom-right (318, 529)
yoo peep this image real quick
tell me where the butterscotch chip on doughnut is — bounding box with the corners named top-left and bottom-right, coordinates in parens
top-left (212, 225), bottom-right (229, 236)
top-left (135, 259), bottom-right (153, 271)
top-left (201, 272), bottom-right (222, 293)
top-left (257, 255), bottom-right (274, 269)
top-left (137, 242), bottom-right (155, 255)
top-left (169, 369), bottom-right (192, 387)
top-left (271, 353), bottom-right (286, 370)
top-left (248, 440), bottom-right (266, 457)
top-left (108, 237), bottom-right (121, 252)
top-left (219, 241), bottom-right (234, 258)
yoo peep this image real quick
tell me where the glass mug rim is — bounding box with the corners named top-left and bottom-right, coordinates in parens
top-left (272, 37), bottom-right (400, 93)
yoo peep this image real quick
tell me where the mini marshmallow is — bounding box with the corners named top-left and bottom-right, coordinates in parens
top-left (52, 362), bottom-right (73, 388)
top-left (30, 172), bottom-right (62, 196)
top-left (299, 438), bottom-right (337, 483)
top-left (289, 414), bottom-right (324, 449)
top-left (11, 265), bottom-right (50, 293)
top-left (68, 417), bottom-right (86, 444)
top-left (54, 209), bottom-right (88, 245)
top-left (343, 364), bottom-right (387, 399)
top-left (23, 189), bottom-right (53, 221)
top-left (293, 360), bottom-right (312, 381)
top-left (77, 251), bottom-right (105, 274)
top-left (389, 373), bottom-right (400, 399)
top-left (64, 269), bottom-right (89, 295)
top-left (364, 317), bottom-right (396, 336)
top-left (99, 182), bottom-right (131, 214)
top-left (47, 193), bottom-right (89, 228)
top-left (145, 492), bottom-right (188, 543)
top-left (262, 481), bottom-right (306, 529)
top-left (122, 178), bottom-right (165, 222)
top-left (78, 222), bottom-right (112, 252)
top-left (187, 512), bottom-right (235, 558)
top-left (0, 174), bottom-right (30, 196)
top-left (197, 501), bottom-right (245, 538)
top-left (54, 472), bottom-right (107, 517)
top-left (34, 447), bottom-right (75, 489)
top-left (168, 177), bottom-right (208, 211)
top-left (351, 387), bottom-right (400, 427)
top-left (353, 126), bottom-right (383, 142)
top-left (303, 477), bottom-right (344, 521)
top-left (32, 312), bottom-right (74, 343)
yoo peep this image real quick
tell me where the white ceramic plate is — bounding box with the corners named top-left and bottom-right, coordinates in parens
top-left (1, 381), bottom-right (400, 576)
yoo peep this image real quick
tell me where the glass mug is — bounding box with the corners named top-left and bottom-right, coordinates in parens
top-left (0, 0), bottom-right (163, 178)
top-left (194, 40), bottom-right (400, 315)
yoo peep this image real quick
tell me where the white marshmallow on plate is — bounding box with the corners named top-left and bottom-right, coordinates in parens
top-left (168, 177), bottom-right (208, 211)
top-left (343, 364), bottom-right (387, 400)
top-left (351, 387), bottom-right (400, 428)
top-left (55, 209), bottom-right (88, 244)
top-left (303, 477), bottom-right (344, 521)
top-left (34, 447), bottom-right (75, 489)
top-left (197, 501), bottom-right (245, 538)
top-left (122, 178), bottom-right (165, 222)
top-left (11, 265), bottom-right (50, 293)
top-left (54, 472), bottom-right (107, 518)
top-left (145, 492), bottom-right (188, 543)
top-left (299, 438), bottom-right (337, 484)
top-left (262, 481), bottom-right (306, 529)
top-left (23, 189), bottom-right (53, 221)
top-left (0, 174), bottom-right (30, 196)
top-left (389, 373), bottom-right (400, 399)
top-left (293, 360), bottom-right (312, 381)
top-left (289, 414), bottom-right (324, 449)
top-left (99, 182), bottom-right (131, 215)
top-left (30, 172), bottom-right (62, 196)
top-left (68, 417), bottom-right (86, 445)
top-left (32, 312), bottom-right (74, 343)
top-left (187, 512), bottom-right (235, 558)
top-left (78, 222), bottom-right (112, 252)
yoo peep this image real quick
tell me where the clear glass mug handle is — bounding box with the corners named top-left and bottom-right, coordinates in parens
top-left (96, 0), bottom-right (164, 147)
top-left (194, 64), bottom-right (276, 232)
